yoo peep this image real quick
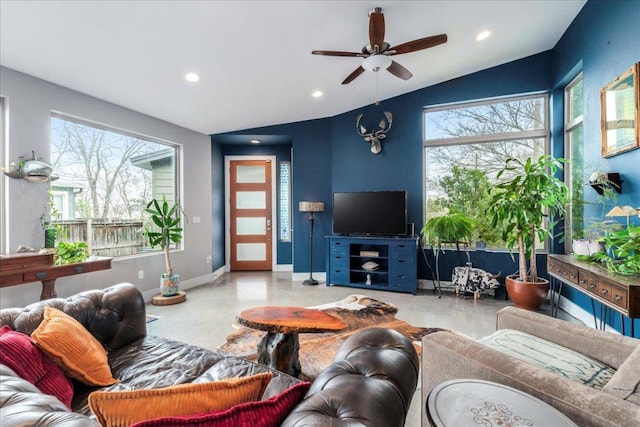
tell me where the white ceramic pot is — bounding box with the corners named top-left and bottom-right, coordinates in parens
top-left (572, 239), bottom-right (604, 256)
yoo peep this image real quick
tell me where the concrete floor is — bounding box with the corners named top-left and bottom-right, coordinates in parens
top-left (146, 271), bottom-right (515, 427)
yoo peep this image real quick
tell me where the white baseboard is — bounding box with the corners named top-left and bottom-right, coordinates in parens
top-left (274, 264), bottom-right (293, 272)
top-left (142, 266), bottom-right (225, 302)
top-left (557, 293), bottom-right (620, 334)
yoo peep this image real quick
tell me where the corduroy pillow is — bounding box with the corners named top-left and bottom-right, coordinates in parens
top-left (88, 372), bottom-right (273, 427)
top-left (129, 381), bottom-right (311, 427)
top-left (31, 306), bottom-right (117, 386)
top-left (0, 324), bottom-right (74, 408)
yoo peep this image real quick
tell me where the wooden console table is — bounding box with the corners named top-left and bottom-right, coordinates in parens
top-left (547, 254), bottom-right (639, 336)
top-left (0, 252), bottom-right (112, 300)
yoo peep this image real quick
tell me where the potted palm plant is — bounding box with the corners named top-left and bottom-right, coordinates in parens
top-left (144, 195), bottom-right (186, 296)
top-left (489, 155), bottom-right (569, 310)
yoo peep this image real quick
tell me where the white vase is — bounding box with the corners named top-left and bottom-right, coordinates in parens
top-left (572, 239), bottom-right (604, 256)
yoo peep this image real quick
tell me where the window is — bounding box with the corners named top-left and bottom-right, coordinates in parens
top-left (0, 97), bottom-right (5, 253)
top-left (279, 161), bottom-right (291, 242)
top-left (565, 73), bottom-right (584, 251)
top-left (424, 93), bottom-right (549, 248)
top-left (50, 114), bottom-right (179, 257)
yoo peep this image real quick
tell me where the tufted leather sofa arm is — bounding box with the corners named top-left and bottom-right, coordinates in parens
top-left (0, 364), bottom-right (101, 426)
top-left (281, 327), bottom-right (419, 427)
top-left (0, 282), bottom-right (146, 351)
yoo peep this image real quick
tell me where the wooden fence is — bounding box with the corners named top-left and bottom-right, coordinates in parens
top-left (55, 219), bottom-right (147, 257)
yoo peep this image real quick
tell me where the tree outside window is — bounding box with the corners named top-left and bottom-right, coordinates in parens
top-left (50, 115), bottom-right (178, 257)
top-left (424, 94), bottom-right (549, 248)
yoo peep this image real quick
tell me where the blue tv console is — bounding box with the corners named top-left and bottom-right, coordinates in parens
top-left (325, 236), bottom-right (418, 295)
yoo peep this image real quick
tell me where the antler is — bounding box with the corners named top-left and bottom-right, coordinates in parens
top-left (356, 112), bottom-right (393, 154)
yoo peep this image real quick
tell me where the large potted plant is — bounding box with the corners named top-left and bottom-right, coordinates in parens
top-left (489, 155), bottom-right (569, 310)
top-left (144, 196), bottom-right (186, 296)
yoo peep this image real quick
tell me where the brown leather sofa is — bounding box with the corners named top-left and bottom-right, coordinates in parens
top-left (0, 283), bottom-right (418, 426)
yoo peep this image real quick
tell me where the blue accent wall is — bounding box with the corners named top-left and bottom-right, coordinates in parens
top-left (213, 119), bottom-right (332, 273)
top-left (550, 0), bottom-right (640, 335)
top-left (212, 0), bottom-right (640, 335)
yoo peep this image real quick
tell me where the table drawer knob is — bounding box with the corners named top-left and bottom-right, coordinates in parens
top-left (36, 272), bottom-right (48, 279)
top-left (615, 295), bottom-right (622, 301)
top-left (601, 289), bottom-right (608, 295)
top-left (74, 266), bottom-right (86, 273)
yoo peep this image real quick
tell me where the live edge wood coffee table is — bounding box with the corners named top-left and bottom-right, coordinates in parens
top-left (236, 306), bottom-right (346, 378)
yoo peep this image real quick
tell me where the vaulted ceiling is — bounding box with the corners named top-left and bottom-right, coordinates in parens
top-left (0, 1), bottom-right (586, 135)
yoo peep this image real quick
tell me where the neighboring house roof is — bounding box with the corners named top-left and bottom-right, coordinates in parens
top-left (131, 148), bottom-right (174, 171)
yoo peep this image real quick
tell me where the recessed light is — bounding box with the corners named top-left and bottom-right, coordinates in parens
top-left (312, 90), bottom-right (324, 98)
top-left (185, 73), bottom-right (200, 82)
top-left (250, 139), bottom-right (261, 144)
top-left (476, 31), bottom-right (491, 41)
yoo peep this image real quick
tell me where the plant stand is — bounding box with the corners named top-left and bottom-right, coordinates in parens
top-left (151, 291), bottom-right (186, 306)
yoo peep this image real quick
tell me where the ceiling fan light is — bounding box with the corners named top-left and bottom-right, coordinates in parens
top-left (362, 54), bottom-right (392, 72)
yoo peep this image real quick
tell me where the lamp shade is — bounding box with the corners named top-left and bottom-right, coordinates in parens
top-left (606, 205), bottom-right (636, 217)
top-left (299, 201), bottom-right (324, 213)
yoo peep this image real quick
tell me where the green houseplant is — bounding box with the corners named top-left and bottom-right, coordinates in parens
top-left (592, 225), bottom-right (640, 275)
top-left (489, 155), bottom-right (569, 310)
top-left (144, 195), bottom-right (186, 296)
top-left (40, 189), bottom-right (62, 249)
top-left (420, 211), bottom-right (474, 252)
top-left (420, 211), bottom-right (474, 293)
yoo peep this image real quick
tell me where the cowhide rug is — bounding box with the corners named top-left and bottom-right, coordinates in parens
top-left (217, 294), bottom-right (447, 381)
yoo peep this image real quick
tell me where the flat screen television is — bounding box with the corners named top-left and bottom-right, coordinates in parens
top-left (333, 191), bottom-right (407, 236)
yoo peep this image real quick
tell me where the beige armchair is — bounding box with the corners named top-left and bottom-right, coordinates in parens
top-left (422, 306), bottom-right (640, 427)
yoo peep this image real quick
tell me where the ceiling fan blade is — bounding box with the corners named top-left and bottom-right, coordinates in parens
top-left (342, 66), bottom-right (365, 84)
top-left (389, 34), bottom-right (448, 55)
top-left (369, 10), bottom-right (385, 51)
top-left (387, 61), bottom-right (413, 80)
top-left (312, 50), bottom-right (362, 57)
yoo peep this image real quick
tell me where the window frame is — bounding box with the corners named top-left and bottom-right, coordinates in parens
top-left (278, 160), bottom-right (291, 242)
top-left (423, 92), bottom-right (551, 250)
top-left (50, 112), bottom-right (182, 258)
top-left (564, 72), bottom-right (584, 253)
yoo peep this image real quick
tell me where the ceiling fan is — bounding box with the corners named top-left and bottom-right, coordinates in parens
top-left (312, 7), bottom-right (447, 84)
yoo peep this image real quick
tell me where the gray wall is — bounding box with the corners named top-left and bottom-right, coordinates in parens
top-left (0, 66), bottom-right (214, 308)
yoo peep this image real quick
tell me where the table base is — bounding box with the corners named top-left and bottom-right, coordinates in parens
top-left (257, 332), bottom-right (301, 378)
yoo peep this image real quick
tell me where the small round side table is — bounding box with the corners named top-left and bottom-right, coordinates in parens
top-left (427, 379), bottom-right (578, 427)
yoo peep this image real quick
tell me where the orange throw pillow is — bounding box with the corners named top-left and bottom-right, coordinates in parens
top-left (88, 372), bottom-right (273, 427)
top-left (31, 306), bottom-right (117, 386)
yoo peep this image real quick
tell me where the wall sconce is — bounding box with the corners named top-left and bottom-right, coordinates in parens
top-left (605, 205), bottom-right (637, 227)
top-left (299, 201), bottom-right (324, 286)
top-left (3, 151), bottom-right (58, 183)
top-left (588, 171), bottom-right (622, 195)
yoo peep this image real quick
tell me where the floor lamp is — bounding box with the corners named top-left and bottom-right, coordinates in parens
top-left (299, 201), bottom-right (324, 286)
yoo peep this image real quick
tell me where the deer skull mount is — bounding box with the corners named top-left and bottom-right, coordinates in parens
top-left (356, 111), bottom-right (393, 154)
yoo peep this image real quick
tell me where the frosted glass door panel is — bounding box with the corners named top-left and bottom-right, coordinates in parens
top-left (236, 192), bottom-right (266, 209)
top-left (236, 243), bottom-right (266, 261)
top-left (237, 217), bottom-right (266, 235)
top-left (236, 165), bottom-right (265, 183)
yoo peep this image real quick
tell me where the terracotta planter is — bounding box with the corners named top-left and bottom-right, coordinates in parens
top-left (505, 275), bottom-right (549, 311)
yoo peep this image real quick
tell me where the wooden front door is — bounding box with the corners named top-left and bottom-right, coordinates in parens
top-left (229, 160), bottom-right (273, 270)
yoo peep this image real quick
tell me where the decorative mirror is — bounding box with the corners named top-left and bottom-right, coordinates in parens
top-left (600, 62), bottom-right (639, 158)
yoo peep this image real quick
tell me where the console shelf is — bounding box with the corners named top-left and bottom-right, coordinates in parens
top-left (325, 236), bottom-right (418, 295)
